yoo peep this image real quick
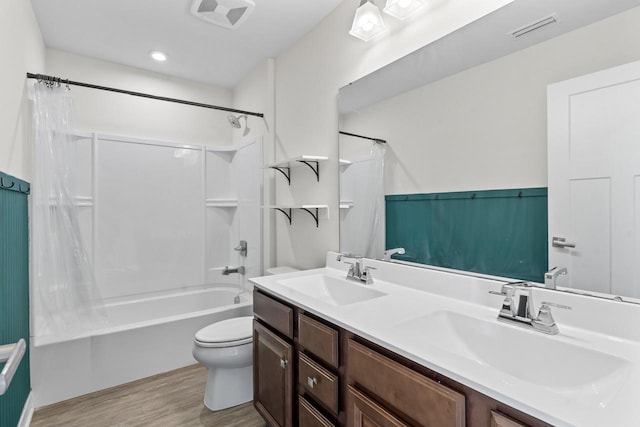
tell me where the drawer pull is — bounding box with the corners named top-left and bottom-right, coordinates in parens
top-left (280, 359), bottom-right (288, 369)
top-left (307, 376), bottom-right (318, 388)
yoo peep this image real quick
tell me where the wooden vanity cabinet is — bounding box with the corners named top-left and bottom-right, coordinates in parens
top-left (490, 411), bottom-right (528, 427)
top-left (346, 385), bottom-right (409, 427)
top-left (254, 320), bottom-right (294, 427)
top-left (253, 288), bottom-right (551, 427)
top-left (347, 339), bottom-right (465, 427)
top-left (297, 312), bottom-right (341, 426)
top-left (253, 290), bottom-right (295, 427)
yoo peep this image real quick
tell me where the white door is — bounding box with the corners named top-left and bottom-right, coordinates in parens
top-left (548, 60), bottom-right (640, 298)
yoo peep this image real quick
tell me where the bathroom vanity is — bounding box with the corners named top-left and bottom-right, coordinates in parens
top-left (253, 288), bottom-right (546, 427)
top-left (250, 253), bottom-right (640, 427)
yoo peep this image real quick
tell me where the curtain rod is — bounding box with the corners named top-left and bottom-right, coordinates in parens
top-left (26, 72), bottom-right (264, 118)
top-left (339, 131), bottom-right (386, 144)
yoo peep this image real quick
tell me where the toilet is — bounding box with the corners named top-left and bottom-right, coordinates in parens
top-left (192, 316), bottom-right (254, 411)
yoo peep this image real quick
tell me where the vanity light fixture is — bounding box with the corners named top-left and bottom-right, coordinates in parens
top-left (150, 51), bottom-right (168, 62)
top-left (349, 0), bottom-right (387, 41)
top-left (383, 0), bottom-right (426, 20)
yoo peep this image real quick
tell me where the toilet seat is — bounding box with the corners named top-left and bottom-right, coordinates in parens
top-left (195, 316), bottom-right (253, 348)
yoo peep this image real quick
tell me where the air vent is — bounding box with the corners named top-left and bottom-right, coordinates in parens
top-left (190, 0), bottom-right (255, 30)
top-left (510, 14), bottom-right (558, 39)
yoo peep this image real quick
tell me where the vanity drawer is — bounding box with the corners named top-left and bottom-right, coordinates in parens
top-left (253, 289), bottom-right (293, 339)
top-left (299, 352), bottom-right (339, 415)
top-left (299, 396), bottom-right (336, 427)
top-left (298, 312), bottom-right (339, 368)
top-left (347, 339), bottom-right (465, 427)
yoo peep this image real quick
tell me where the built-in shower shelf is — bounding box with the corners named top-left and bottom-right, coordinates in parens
top-left (339, 158), bottom-right (352, 167)
top-left (266, 155), bottom-right (328, 184)
top-left (206, 199), bottom-right (238, 207)
top-left (266, 205), bottom-right (329, 228)
top-left (339, 200), bottom-right (354, 209)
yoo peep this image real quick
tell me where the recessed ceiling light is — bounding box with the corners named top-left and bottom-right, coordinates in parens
top-left (150, 51), bottom-right (167, 62)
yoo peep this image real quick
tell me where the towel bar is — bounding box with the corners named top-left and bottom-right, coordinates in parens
top-left (0, 339), bottom-right (26, 395)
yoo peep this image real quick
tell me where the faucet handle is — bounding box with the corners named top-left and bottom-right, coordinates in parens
top-left (539, 301), bottom-right (572, 310)
top-left (361, 266), bottom-right (376, 284)
top-left (343, 261), bottom-right (356, 276)
top-left (531, 301), bottom-right (570, 335)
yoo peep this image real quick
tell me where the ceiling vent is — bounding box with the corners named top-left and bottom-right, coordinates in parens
top-left (510, 14), bottom-right (558, 39)
top-left (190, 0), bottom-right (255, 30)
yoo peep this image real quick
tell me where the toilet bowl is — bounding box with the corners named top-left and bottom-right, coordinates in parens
top-left (192, 316), bottom-right (254, 411)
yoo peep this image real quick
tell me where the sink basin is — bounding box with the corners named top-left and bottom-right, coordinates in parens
top-left (277, 274), bottom-right (387, 306)
top-left (396, 311), bottom-right (631, 405)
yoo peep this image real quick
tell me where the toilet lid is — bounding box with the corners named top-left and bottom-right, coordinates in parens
top-left (195, 316), bottom-right (253, 346)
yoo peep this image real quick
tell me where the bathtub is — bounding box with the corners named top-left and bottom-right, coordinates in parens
top-left (30, 286), bottom-right (253, 407)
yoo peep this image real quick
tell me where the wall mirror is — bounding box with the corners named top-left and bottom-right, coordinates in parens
top-left (338, 0), bottom-right (640, 299)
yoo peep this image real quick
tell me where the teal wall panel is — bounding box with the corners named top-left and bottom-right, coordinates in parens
top-left (386, 188), bottom-right (548, 282)
top-left (0, 171), bottom-right (30, 427)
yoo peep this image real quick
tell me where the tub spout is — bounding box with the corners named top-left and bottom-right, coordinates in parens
top-left (222, 266), bottom-right (245, 276)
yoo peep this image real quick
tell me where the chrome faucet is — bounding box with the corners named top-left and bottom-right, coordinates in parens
top-left (337, 253), bottom-right (375, 284)
top-left (383, 247), bottom-right (405, 261)
top-left (489, 281), bottom-right (571, 335)
top-left (544, 266), bottom-right (567, 289)
top-left (222, 266), bottom-right (245, 276)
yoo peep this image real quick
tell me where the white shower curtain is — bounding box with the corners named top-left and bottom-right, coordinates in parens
top-left (31, 81), bottom-right (105, 341)
top-left (340, 142), bottom-right (386, 258)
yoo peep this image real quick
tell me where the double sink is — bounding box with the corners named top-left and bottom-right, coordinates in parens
top-left (275, 272), bottom-right (631, 409)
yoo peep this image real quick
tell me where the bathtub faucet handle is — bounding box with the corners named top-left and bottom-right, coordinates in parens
top-left (234, 240), bottom-right (248, 257)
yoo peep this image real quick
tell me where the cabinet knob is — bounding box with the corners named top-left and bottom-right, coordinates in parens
top-left (280, 359), bottom-right (288, 369)
top-left (307, 376), bottom-right (318, 388)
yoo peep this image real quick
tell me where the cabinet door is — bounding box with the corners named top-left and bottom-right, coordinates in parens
top-left (254, 320), bottom-right (293, 427)
top-left (490, 411), bottom-right (528, 427)
top-left (347, 385), bottom-right (409, 427)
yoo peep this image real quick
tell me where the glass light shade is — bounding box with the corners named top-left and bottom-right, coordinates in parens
top-left (349, 0), bottom-right (387, 41)
top-left (150, 51), bottom-right (167, 62)
top-left (383, 0), bottom-right (426, 20)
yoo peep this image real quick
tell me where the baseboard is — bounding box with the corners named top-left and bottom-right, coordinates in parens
top-left (18, 391), bottom-right (34, 427)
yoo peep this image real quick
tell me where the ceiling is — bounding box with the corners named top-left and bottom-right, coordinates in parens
top-left (31, 0), bottom-right (344, 88)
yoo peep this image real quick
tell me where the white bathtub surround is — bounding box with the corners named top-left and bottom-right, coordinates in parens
top-left (31, 287), bottom-right (252, 407)
top-left (250, 252), bottom-right (640, 427)
top-left (192, 316), bottom-right (254, 411)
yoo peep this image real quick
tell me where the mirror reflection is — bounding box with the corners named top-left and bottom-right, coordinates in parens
top-left (338, 0), bottom-right (640, 298)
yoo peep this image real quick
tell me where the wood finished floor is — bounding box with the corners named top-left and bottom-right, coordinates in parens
top-left (30, 364), bottom-right (267, 427)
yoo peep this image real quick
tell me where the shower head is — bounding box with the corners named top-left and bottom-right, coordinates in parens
top-left (227, 114), bottom-right (242, 129)
top-left (228, 114), bottom-right (250, 136)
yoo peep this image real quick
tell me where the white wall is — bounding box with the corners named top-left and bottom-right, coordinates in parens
top-left (0, 1), bottom-right (45, 180)
top-left (232, 59), bottom-right (277, 272)
top-left (272, 0), bottom-right (514, 269)
top-left (342, 6), bottom-right (640, 196)
top-left (46, 50), bottom-right (233, 146)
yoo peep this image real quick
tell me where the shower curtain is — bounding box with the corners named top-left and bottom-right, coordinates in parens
top-left (340, 142), bottom-right (386, 258)
top-left (31, 81), bottom-right (105, 341)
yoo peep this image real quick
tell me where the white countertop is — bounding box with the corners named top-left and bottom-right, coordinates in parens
top-left (250, 252), bottom-right (640, 427)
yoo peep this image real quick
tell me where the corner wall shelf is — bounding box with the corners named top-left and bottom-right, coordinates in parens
top-left (266, 205), bottom-right (329, 228)
top-left (266, 155), bottom-right (329, 184)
